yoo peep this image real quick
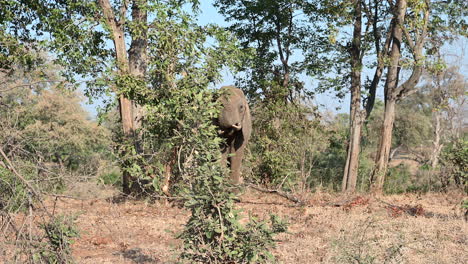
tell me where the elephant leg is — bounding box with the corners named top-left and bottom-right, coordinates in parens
top-left (229, 146), bottom-right (244, 184)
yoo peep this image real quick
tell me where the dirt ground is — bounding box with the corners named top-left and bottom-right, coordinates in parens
top-left (2, 185), bottom-right (467, 264)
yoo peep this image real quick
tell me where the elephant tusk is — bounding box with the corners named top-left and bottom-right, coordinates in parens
top-left (231, 124), bottom-right (242, 131)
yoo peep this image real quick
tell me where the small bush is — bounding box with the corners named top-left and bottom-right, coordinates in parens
top-left (356, 152), bottom-right (374, 192)
top-left (180, 188), bottom-right (288, 263)
top-left (331, 218), bottom-right (405, 264)
top-left (384, 164), bottom-right (436, 194)
top-left (0, 166), bottom-right (29, 211)
top-left (248, 100), bottom-right (330, 191)
top-left (0, 159), bottom-right (70, 212)
top-left (384, 165), bottom-right (412, 194)
top-left (167, 87), bottom-right (289, 263)
top-left (98, 170), bottom-right (122, 186)
top-left (440, 138), bottom-right (467, 191)
top-left (309, 123), bottom-right (348, 191)
top-left (35, 215), bottom-right (80, 264)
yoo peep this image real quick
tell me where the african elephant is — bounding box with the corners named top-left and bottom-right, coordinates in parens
top-left (216, 86), bottom-right (252, 184)
top-left (161, 85), bottom-right (251, 195)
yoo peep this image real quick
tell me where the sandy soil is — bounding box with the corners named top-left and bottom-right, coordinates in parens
top-left (2, 187), bottom-right (467, 264)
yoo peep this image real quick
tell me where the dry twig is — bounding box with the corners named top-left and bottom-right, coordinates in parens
top-left (246, 184), bottom-right (303, 204)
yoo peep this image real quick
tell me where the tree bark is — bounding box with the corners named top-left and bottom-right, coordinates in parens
top-left (430, 110), bottom-right (443, 168)
top-left (342, 0), bottom-right (363, 193)
top-left (98, 0), bottom-right (136, 194)
top-left (128, 0), bottom-right (148, 132)
top-left (364, 0), bottom-right (393, 119)
top-left (371, 99), bottom-right (396, 191)
top-left (370, 0), bottom-right (407, 193)
top-left (126, 0), bottom-right (148, 192)
top-left (370, 0), bottom-right (429, 192)
top-left (342, 113), bottom-right (363, 192)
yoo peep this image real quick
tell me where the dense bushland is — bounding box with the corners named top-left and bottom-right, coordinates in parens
top-left (1, 0), bottom-right (466, 263)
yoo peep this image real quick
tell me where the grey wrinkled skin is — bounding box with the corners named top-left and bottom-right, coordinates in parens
top-left (216, 86), bottom-right (252, 184)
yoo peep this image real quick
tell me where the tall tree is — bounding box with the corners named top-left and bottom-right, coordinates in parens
top-left (214, 0), bottom-right (327, 189)
top-left (0, 0), bottom-right (203, 194)
top-left (307, 0), bottom-right (466, 192)
top-left (369, 0), bottom-right (467, 191)
top-left (424, 66), bottom-right (466, 168)
top-left (341, 0), bottom-right (364, 192)
top-left (369, 0), bottom-right (429, 192)
top-left (97, 0), bottom-right (147, 193)
top-left (214, 0), bottom-right (315, 102)
top-left (307, 0), bottom-right (392, 192)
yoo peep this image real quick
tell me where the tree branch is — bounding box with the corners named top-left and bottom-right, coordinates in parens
top-left (0, 80), bottom-right (64, 92)
top-left (246, 184), bottom-right (302, 204)
top-left (364, 4), bottom-right (393, 118)
top-left (401, 24), bottom-right (416, 52)
top-left (0, 147), bottom-right (52, 217)
top-left (119, 0), bottom-right (130, 26)
top-left (275, 18), bottom-right (287, 66)
top-left (98, 0), bottom-right (119, 37)
top-left (395, 2), bottom-right (429, 100)
top-left (285, 7), bottom-right (293, 63)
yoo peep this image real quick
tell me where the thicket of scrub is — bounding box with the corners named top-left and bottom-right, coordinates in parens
top-left (1, 0), bottom-right (466, 263)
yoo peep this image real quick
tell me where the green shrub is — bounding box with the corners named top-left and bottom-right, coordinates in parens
top-left (98, 170), bottom-right (122, 186)
top-left (0, 159), bottom-right (62, 211)
top-left (440, 138), bottom-right (467, 191)
top-left (152, 87), bottom-right (289, 263)
top-left (385, 163), bottom-right (442, 194)
top-left (248, 100), bottom-right (328, 191)
top-left (309, 118), bottom-right (348, 191)
top-left (384, 165), bottom-right (412, 194)
top-left (34, 215), bottom-right (80, 264)
top-left (356, 152), bottom-right (374, 192)
top-left (0, 166), bottom-right (28, 211)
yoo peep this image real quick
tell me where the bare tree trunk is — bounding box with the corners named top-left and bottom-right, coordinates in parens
top-left (430, 112), bottom-right (443, 168)
top-left (370, 0), bottom-right (407, 193)
top-left (370, 0), bottom-right (429, 192)
top-left (98, 0), bottom-right (136, 194)
top-left (342, 114), bottom-right (363, 192)
top-left (371, 99), bottom-right (396, 192)
top-left (342, 0), bottom-right (362, 193)
top-left (364, 0), bottom-right (393, 119)
top-left (129, 0), bottom-right (147, 131)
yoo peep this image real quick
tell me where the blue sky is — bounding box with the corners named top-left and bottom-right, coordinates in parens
top-left (83, 0), bottom-right (349, 117)
top-left (194, 0), bottom-right (468, 114)
top-left (83, 0), bottom-right (468, 118)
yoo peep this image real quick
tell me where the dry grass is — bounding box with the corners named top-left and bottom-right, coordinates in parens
top-left (1, 185), bottom-right (466, 263)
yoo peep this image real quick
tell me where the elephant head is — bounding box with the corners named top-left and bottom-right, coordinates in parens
top-left (217, 86), bottom-right (251, 141)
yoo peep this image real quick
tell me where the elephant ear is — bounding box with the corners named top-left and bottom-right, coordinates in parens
top-left (242, 99), bottom-right (252, 142)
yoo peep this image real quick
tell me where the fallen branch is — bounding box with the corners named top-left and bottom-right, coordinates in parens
top-left (376, 198), bottom-right (425, 217)
top-left (42, 193), bottom-right (89, 201)
top-left (326, 196), bottom-right (370, 210)
top-left (246, 184), bottom-right (303, 204)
